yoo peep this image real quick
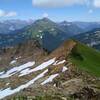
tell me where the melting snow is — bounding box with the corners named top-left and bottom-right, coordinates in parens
top-left (0, 58), bottom-right (56, 78)
top-left (6, 83), bottom-right (10, 86)
top-left (30, 58), bottom-right (55, 72)
top-left (51, 28), bottom-right (55, 31)
top-left (0, 71), bottom-right (4, 75)
top-left (38, 30), bottom-right (42, 33)
top-left (41, 74), bottom-right (59, 85)
top-left (19, 68), bottom-right (31, 77)
top-left (0, 62), bottom-right (35, 78)
top-left (15, 56), bottom-right (21, 60)
top-left (40, 36), bottom-right (42, 39)
top-left (10, 60), bottom-right (17, 64)
top-left (0, 57), bottom-right (69, 99)
top-left (19, 58), bottom-right (56, 77)
top-left (53, 60), bottom-right (66, 65)
top-left (0, 69), bottom-right (48, 99)
top-left (62, 66), bottom-right (68, 72)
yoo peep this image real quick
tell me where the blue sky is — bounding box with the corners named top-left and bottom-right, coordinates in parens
top-left (0, 0), bottom-right (100, 22)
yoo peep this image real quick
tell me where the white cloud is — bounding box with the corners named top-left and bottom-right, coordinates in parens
top-left (6, 12), bottom-right (17, 17)
top-left (84, 0), bottom-right (94, 7)
top-left (42, 13), bottom-right (49, 18)
top-left (93, 0), bottom-right (100, 8)
top-left (32, 0), bottom-right (100, 9)
top-left (0, 9), bottom-right (17, 17)
top-left (32, 0), bottom-right (86, 8)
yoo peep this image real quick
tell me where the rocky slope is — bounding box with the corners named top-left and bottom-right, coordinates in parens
top-left (0, 39), bottom-right (100, 100)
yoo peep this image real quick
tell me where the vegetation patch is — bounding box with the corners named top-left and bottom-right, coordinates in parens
top-left (70, 41), bottom-right (100, 77)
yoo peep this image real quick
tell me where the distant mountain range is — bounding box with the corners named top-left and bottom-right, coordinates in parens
top-left (0, 32), bottom-right (30, 48)
top-left (58, 21), bottom-right (84, 35)
top-left (0, 18), bottom-right (100, 51)
top-left (0, 18), bottom-right (71, 51)
top-left (0, 19), bottom-right (34, 34)
top-left (1, 18), bottom-right (100, 35)
top-left (73, 21), bottom-right (100, 32)
top-left (73, 28), bottom-right (100, 51)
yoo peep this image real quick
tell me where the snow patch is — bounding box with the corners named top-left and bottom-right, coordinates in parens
top-left (19, 68), bottom-right (30, 77)
top-left (15, 56), bottom-right (21, 60)
top-left (10, 60), bottom-right (17, 64)
top-left (0, 71), bottom-right (4, 75)
top-left (0, 62), bottom-right (35, 78)
top-left (53, 60), bottom-right (66, 65)
top-left (41, 74), bottom-right (59, 85)
top-left (19, 58), bottom-right (56, 77)
top-left (38, 30), bottom-right (42, 33)
top-left (30, 58), bottom-right (55, 72)
top-left (62, 66), bottom-right (68, 72)
top-left (6, 83), bottom-right (10, 86)
top-left (40, 35), bottom-right (42, 39)
top-left (0, 69), bottom-right (48, 99)
top-left (51, 28), bottom-right (55, 31)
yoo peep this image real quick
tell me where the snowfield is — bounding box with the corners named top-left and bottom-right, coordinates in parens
top-left (0, 69), bottom-right (48, 99)
top-left (41, 74), bottom-right (59, 85)
top-left (19, 58), bottom-right (56, 77)
top-left (0, 57), bottom-right (68, 99)
top-left (0, 62), bottom-right (35, 78)
top-left (0, 58), bottom-right (56, 78)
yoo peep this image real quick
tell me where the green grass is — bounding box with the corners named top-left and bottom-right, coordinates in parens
top-left (70, 41), bottom-right (100, 77)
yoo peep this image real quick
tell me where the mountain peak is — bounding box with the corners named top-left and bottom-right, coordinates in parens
top-left (34, 18), bottom-right (54, 24)
top-left (62, 21), bottom-right (68, 23)
top-left (42, 17), bottom-right (51, 21)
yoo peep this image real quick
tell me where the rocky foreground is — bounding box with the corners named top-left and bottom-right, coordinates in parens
top-left (0, 39), bottom-right (100, 100)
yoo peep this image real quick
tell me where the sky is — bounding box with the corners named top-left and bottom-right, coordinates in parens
top-left (0, 0), bottom-right (100, 22)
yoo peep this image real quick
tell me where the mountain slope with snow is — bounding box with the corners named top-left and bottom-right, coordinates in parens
top-left (0, 39), bottom-right (100, 99)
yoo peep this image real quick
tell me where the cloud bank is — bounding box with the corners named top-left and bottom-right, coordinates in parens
top-left (32, 0), bottom-right (85, 8)
top-left (32, 0), bottom-right (100, 8)
top-left (93, 0), bottom-right (100, 8)
top-left (0, 9), bottom-right (17, 17)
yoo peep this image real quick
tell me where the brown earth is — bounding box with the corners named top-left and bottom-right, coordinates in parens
top-left (0, 39), bottom-right (100, 100)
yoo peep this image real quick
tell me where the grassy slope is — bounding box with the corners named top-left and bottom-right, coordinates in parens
top-left (70, 41), bottom-right (100, 77)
